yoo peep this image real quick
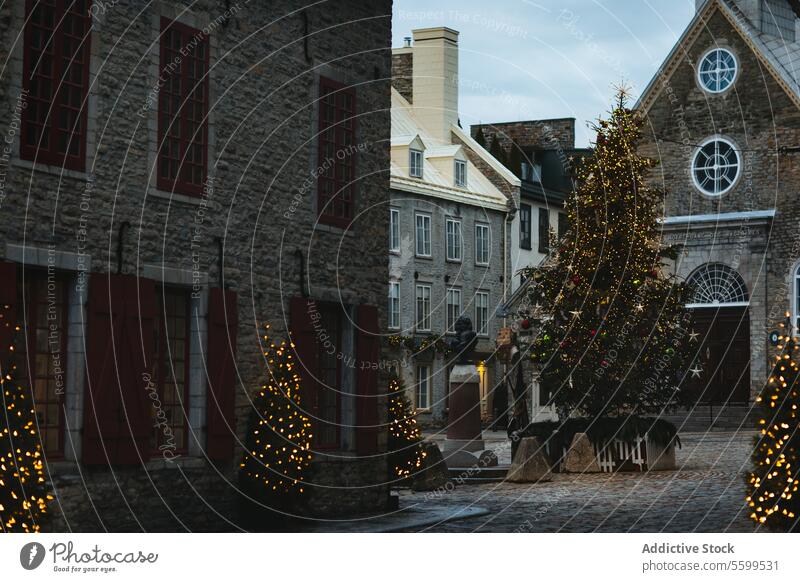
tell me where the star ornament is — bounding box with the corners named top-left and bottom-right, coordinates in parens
top-left (569, 310), bottom-right (582, 319)
top-left (690, 365), bottom-right (703, 379)
top-left (688, 329), bottom-right (700, 343)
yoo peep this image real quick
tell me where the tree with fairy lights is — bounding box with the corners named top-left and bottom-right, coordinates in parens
top-left (1, 305), bottom-right (52, 532)
top-left (387, 375), bottom-right (426, 481)
top-left (239, 326), bottom-right (313, 516)
top-left (525, 90), bottom-right (693, 419)
top-left (746, 314), bottom-right (800, 531)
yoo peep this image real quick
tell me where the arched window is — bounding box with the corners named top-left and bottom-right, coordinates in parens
top-left (687, 263), bottom-right (749, 306)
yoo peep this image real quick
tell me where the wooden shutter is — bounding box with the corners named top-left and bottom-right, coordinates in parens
top-left (83, 274), bottom-right (155, 465)
top-left (289, 297), bottom-right (320, 419)
top-left (206, 288), bottom-right (238, 461)
top-left (0, 261), bottom-right (18, 354)
top-left (355, 304), bottom-right (380, 455)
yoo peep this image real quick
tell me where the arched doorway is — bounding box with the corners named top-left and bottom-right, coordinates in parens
top-left (685, 263), bottom-right (751, 404)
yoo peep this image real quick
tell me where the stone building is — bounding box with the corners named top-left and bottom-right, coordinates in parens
top-left (471, 119), bottom-right (590, 291)
top-left (636, 0), bottom-right (800, 428)
top-left (0, 0), bottom-right (392, 530)
top-left (388, 28), bottom-right (520, 426)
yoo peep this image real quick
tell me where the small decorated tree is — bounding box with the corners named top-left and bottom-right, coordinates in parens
top-left (525, 90), bottom-right (693, 419)
top-left (387, 376), bottom-right (426, 481)
top-left (746, 314), bottom-right (800, 531)
top-left (1, 306), bottom-right (52, 532)
top-left (239, 325), bottom-right (312, 517)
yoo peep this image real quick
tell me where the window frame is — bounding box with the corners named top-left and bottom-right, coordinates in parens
top-left (156, 17), bottom-right (210, 197)
top-left (415, 212), bottom-right (432, 258)
top-left (445, 217), bottom-right (462, 262)
top-left (389, 208), bottom-right (400, 253)
top-left (454, 159), bottom-right (467, 187)
top-left (538, 208), bottom-right (550, 254)
top-left (317, 76), bottom-right (358, 227)
top-left (475, 290), bottom-right (490, 337)
top-left (22, 269), bottom-right (69, 458)
top-left (519, 204), bottom-right (532, 250)
top-left (446, 287), bottom-right (462, 332)
top-left (415, 283), bottom-right (432, 332)
top-left (151, 285), bottom-right (192, 457)
top-left (697, 47), bottom-right (738, 94)
top-left (20, 0), bottom-right (92, 171)
top-left (691, 136), bottom-right (741, 197)
top-left (475, 222), bottom-right (490, 265)
top-left (415, 364), bottom-right (431, 411)
top-left (389, 281), bottom-right (401, 330)
top-left (409, 148), bottom-right (423, 178)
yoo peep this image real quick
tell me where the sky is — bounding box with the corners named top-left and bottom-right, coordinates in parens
top-left (392, 0), bottom-right (697, 147)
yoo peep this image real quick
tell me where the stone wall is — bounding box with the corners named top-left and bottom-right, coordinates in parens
top-left (392, 50), bottom-right (413, 103)
top-left (0, 0), bottom-right (393, 530)
top-left (638, 6), bottom-right (800, 398)
top-left (471, 118), bottom-right (576, 153)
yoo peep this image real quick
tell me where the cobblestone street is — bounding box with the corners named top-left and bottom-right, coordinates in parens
top-left (397, 431), bottom-right (757, 532)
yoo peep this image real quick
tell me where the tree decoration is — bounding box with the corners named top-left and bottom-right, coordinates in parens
top-left (387, 376), bottom-right (426, 480)
top-left (523, 90), bottom-right (693, 419)
top-left (746, 314), bottom-right (800, 531)
top-left (239, 325), bottom-right (312, 510)
top-left (388, 334), bottom-right (452, 358)
top-left (1, 306), bottom-right (53, 533)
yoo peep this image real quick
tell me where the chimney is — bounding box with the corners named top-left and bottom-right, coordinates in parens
top-left (411, 27), bottom-right (459, 143)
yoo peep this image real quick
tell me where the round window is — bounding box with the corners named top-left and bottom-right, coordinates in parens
top-left (692, 138), bottom-right (741, 196)
top-left (698, 48), bottom-right (738, 93)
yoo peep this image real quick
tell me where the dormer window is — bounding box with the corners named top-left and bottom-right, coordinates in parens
top-left (410, 149), bottom-right (423, 178)
top-left (454, 159), bottom-right (467, 187)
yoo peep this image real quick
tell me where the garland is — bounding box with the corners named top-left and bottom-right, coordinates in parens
top-left (388, 334), bottom-right (452, 357)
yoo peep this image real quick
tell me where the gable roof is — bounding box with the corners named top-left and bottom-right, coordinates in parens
top-left (636, 0), bottom-right (800, 113)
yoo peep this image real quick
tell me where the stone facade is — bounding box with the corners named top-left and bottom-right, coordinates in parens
top-left (0, 0), bottom-right (393, 530)
top-left (638, 0), bottom-right (800, 402)
top-left (473, 118), bottom-right (576, 153)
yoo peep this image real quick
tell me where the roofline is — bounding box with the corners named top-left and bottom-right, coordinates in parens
top-left (451, 123), bottom-right (521, 187)
top-left (636, 0), bottom-right (800, 113)
top-left (472, 117), bottom-right (577, 128)
top-left (390, 177), bottom-right (509, 212)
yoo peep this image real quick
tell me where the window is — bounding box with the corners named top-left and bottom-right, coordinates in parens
top-left (151, 287), bottom-right (190, 454)
top-left (446, 288), bottom-right (462, 332)
top-left (314, 303), bottom-right (343, 448)
top-left (389, 282), bottom-right (400, 330)
top-left (687, 263), bottom-right (749, 306)
top-left (21, 271), bottom-right (68, 457)
top-left (389, 208), bottom-right (400, 252)
top-left (409, 148), bottom-right (423, 178)
top-left (538, 208), bottom-right (550, 253)
top-left (415, 213), bottom-right (432, 257)
top-left (521, 162), bottom-right (530, 181)
top-left (475, 223), bottom-right (490, 265)
top-left (698, 48), bottom-right (738, 93)
top-left (519, 204), bottom-right (532, 250)
top-left (318, 77), bottom-right (357, 226)
top-left (558, 212), bottom-right (568, 240)
top-left (415, 284), bottom-right (432, 331)
top-left (415, 365), bottom-right (431, 410)
top-left (21, 0), bottom-right (91, 170)
top-left (446, 218), bottom-right (462, 261)
top-left (692, 137), bottom-right (740, 196)
top-left (157, 19), bottom-right (209, 196)
top-left (475, 291), bottom-right (489, 336)
top-left (454, 159), bottom-right (467, 187)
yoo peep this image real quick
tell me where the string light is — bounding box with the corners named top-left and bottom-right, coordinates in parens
top-left (746, 312), bottom-right (800, 531)
top-left (239, 325), bottom-right (313, 501)
top-left (387, 377), bottom-right (426, 479)
top-left (1, 304), bottom-right (53, 533)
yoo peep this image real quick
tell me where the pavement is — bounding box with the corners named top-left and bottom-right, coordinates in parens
top-left (395, 430), bottom-right (758, 533)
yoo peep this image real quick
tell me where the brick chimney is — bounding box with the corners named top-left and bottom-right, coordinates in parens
top-left (411, 27), bottom-right (459, 143)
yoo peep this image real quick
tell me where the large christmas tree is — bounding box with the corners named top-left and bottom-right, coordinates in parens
top-left (746, 314), bottom-right (800, 531)
top-left (239, 326), bottom-right (312, 514)
top-left (387, 376), bottom-right (426, 480)
top-left (525, 90), bottom-right (693, 419)
top-left (1, 305), bottom-right (52, 532)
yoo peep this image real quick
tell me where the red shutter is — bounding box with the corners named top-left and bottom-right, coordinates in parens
top-left (289, 297), bottom-right (320, 420)
top-left (83, 274), bottom-right (155, 465)
top-left (0, 261), bottom-right (18, 354)
top-left (355, 304), bottom-right (380, 455)
top-left (206, 288), bottom-right (238, 461)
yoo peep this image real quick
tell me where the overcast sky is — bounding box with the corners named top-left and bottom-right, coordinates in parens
top-left (392, 0), bottom-right (697, 147)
